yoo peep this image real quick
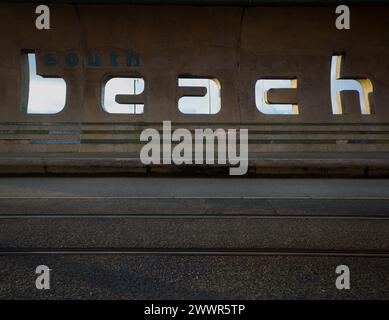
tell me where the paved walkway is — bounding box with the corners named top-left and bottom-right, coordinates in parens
top-left (0, 177), bottom-right (388, 299)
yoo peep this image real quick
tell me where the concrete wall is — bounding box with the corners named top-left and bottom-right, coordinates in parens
top-left (0, 4), bottom-right (389, 153)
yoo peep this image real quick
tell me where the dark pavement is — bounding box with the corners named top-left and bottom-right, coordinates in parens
top-left (2, 255), bottom-right (389, 300)
top-left (0, 178), bottom-right (388, 299)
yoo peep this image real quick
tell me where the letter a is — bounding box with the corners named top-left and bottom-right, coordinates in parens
top-left (35, 5), bottom-right (50, 30)
top-left (140, 128), bottom-right (161, 164)
top-left (335, 5), bottom-right (350, 30)
top-left (335, 265), bottom-right (350, 290)
top-left (35, 265), bottom-right (51, 290)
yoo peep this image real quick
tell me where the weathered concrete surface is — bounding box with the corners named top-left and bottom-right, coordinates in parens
top-left (0, 5), bottom-right (389, 158)
top-left (0, 5), bottom-right (385, 124)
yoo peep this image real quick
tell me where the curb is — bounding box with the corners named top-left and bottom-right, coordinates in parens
top-left (0, 157), bottom-right (388, 177)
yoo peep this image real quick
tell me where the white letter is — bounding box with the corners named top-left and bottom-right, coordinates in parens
top-left (103, 78), bottom-right (144, 114)
top-left (228, 129), bottom-right (248, 176)
top-left (35, 5), bottom-right (50, 30)
top-left (162, 120), bottom-right (172, 164)
top-left (239, 305), bottom-right (245, 314)
top-left (194, 128), bottom-right (227, 165)
top-left (172, 128), bottom-right (192, 165)
top-left (330, 55), bottom-right (373, 115)
top-left (35, 265), bottom-right (50, 290)
top-left (336, 265), bottom-right (350, 290)
top-left (140, 128), bottom-right (160, 164)
top-left (178, 78), bottom-right (221, 114)
top-left (24, 53), bottom-right (66, 114)
top-left (255, 79), bottom-right (298, 115)
top-left (336, 5), bottom-right (350, 30)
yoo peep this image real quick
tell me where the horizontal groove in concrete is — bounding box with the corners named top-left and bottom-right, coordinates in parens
top-left (0, 217), bottom-right (388, 251)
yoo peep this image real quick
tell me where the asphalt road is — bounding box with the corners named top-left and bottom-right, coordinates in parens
top-left (0, 177), bottom-right (389, 198)
top-left (0, 177), bottom-right (388, 299)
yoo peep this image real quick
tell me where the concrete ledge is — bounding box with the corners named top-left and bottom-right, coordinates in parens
top-left (0, 152), bottom-right (389, 177)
